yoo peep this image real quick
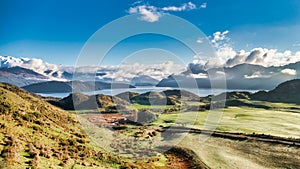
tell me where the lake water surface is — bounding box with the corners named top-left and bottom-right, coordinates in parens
top-left (37, 86), bottom-right (259, 98)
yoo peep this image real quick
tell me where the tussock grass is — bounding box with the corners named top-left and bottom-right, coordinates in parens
top-left (0, 83), bottom-right (124, 168)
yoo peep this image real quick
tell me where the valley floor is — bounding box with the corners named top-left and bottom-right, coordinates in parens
top-left (76, 99), bottom-right (300, 168)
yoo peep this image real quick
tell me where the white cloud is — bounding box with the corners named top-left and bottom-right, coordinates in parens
top-left (128, 2), bottom-right (200, 22)
top-left (196, 38), bottom-right (204, 43)
top-left (69, 61), bottom-right (184, 82)
top-left (0, 56), bottom-right (62, 80)
top-left (244, 74), bottom-right (259, 79)
top-left (0, 56), bottom-right (185, 82)
top-left (216, 71), bottom-right (225, 76)
top-left (196, 30), bottom-right (234, 69)
top-left (244, 71), bottom-right (271, 79)
top-left (281, 69), bottom-right (297, 76)
top-left (225, 48), bottom-right (300, 67)
top-left (131, 0), bottom-right (142, 6)
top-left (211, 30), bottom-right (230, 44)
top-left (189, 73), bottom-right (208, 79)
top-left (293, 43), bottom-right (300, 47)
top-left (216, 46), bottom-right (237, 60)
top-left (162, 2), bottom-right (196, 11)
top-left (129, 5), bottom-right (162, 22)
top-left (200, 2), bottom-right (207, 9)
top-left (97, 61), bottom-right (183, 82)
top-left (192, 30), bottom-right (300, 69)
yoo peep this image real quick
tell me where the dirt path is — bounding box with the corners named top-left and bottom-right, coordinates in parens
top-left (159, 126), bottom-right (300, 147)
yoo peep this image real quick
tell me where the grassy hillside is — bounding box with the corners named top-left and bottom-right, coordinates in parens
top-left (251, 79), bottom-right (300, 104)
top-left (0, 83), bottom-right (210, 168)
top-left (0, 83), bottom-right (125, 168)
top-left (55, 93), bottom-right (133, 113)
top-left (181, 133), bottom-right (300, 169)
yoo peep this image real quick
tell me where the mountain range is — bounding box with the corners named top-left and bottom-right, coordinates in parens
top-left (251, 79), bottom-right (300, 104)
top-left (158, 63), bottom-right (300, 90)
top-left (0, 66), bottom-right (48, 87)
top-left (22, 81), bottom-right (135, 93)
top-left (44, 79), bottom-right (300, 114)
top-left (1, 55), bottom-right (300, 90)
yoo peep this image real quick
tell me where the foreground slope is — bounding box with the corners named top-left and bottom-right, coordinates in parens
top-left (1, 83), bottom-right (209, 168)
top-left (0, 83), bottom-right (122, 168)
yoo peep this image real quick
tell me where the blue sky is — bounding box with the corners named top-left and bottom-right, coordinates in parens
top-left (1, 0), bottom-right (300, 66)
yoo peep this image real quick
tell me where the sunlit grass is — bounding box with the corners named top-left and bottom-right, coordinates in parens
top-left (154, 101), bottom-right (300, 138)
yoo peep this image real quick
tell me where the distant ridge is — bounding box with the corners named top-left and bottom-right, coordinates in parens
top-left (0, 66), bottom-right (48, 86)
top-left (157, 63), bottom-right (300, 90)
top-left (251, 79), bottom-right (300, 104)
top-left (22, 81), bottom-right (95, 93)
top-left (22, 81), bottom-right (135, 93)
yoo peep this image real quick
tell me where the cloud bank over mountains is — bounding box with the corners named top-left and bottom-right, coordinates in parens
top-left (0, 56), bottom-right (182, 83)
top-left (192, 30), bottom-right (300, 70)
top-left (0, 56), bottom-right (62, 80)
top-left (1, 30), bottom-right (299, 89)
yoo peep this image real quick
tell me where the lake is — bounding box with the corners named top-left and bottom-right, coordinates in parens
top-left (37, 86), bottom-right (259, 98)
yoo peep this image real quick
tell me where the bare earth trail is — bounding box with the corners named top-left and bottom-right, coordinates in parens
top-left (159, 126), bottom-right (300, 147)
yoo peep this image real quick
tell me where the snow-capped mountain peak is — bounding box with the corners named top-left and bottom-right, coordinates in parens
top-left (0, 55), bottom-right (66, 81)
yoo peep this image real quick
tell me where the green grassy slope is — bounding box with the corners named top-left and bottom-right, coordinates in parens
top-left (251, 79), bottom-right (300, 104)
top-left (0, 83), bottom-right (122, 168)
top-left (0, 83), bottom-right (209, 169)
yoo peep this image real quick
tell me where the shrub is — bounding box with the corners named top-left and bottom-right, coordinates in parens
top-left (164, 119), bottom-right (175, 123)
top-left (136, 110), bottom-right (157, 124)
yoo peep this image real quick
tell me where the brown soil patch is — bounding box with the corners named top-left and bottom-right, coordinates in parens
top-left (84, 113), bottom-right (129, 125)
top-left (165, 152), bottom-right (192, 169)
top-left (162, 146), bottom-right (210, 169)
